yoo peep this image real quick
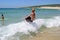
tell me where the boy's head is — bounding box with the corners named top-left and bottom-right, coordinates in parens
top-left (32, 8), bottom-right (35, 12)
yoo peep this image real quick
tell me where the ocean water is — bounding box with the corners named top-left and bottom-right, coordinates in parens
top-left (0, 8), bottom-right (60, 40)
top-left (0, 8), bottom-right (60, 25)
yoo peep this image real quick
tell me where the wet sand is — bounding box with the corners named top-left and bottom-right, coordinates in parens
top-left (21, 27), bottom-right (60, 40)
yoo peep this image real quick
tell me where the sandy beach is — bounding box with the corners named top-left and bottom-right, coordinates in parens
top-left (39, 7), bottom-right (60, 9)
top-left (20, 27), bottom-right (60, 40)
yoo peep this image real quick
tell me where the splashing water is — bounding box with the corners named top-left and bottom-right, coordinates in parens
top-left (0, 16), bottom-right (60, 40)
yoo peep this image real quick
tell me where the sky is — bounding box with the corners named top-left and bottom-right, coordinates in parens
top-left (0, 0), bottom-right (60, 8)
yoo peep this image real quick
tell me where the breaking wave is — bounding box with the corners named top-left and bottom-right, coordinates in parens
top-left (0, 16), bottom-right (60, 40)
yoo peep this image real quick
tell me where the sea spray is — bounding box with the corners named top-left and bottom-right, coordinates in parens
top-left (0, 16), bottom-right (60, 40)
top-left (0, 20), bottom-right (40, 40)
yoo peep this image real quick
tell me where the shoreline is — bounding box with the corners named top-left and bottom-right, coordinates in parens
top-left (21, 27), bottom-right (60, 40)
top-left (38, 7), bottom-right (60, 9)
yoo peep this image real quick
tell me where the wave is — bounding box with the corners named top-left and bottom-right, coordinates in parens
top-left (0, 16), bottom-right (60, 40)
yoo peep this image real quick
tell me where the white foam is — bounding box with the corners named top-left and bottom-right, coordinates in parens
top-left (45, 16), bottom-right (60, 27)
top-left (0, 16), bottom-right (60, 40)
top-left (0, 20), bottom-right (44, 40)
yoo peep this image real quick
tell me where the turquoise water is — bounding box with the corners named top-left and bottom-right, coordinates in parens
top-left (0, 8), bottom-right (60, 25)
top-left (0, 8), bottom-right (60, 40)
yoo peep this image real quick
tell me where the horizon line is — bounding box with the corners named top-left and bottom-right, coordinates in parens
top-left (0, 4), bottom-right (60, 8)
